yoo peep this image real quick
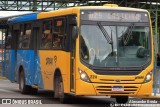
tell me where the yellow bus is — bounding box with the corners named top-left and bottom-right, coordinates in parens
top-left (38, 5), bottom-right (153, 103)
top-left (5, 4), bottom-right (153, 103)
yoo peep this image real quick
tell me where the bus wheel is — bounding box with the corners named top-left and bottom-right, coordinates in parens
top-left (115, 96), bottom-right (128, 104)
top-left (19, 71), bottom-right (30, 94)
top-left (54, 75), bottom-right (69, 103)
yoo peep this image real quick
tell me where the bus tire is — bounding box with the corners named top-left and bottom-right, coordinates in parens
top-left (19, 71), bottom-right (30, 94)
top-left (54, 75), bottom-right (69, 103)
top-left (115, 96), bottom-right (128, 104)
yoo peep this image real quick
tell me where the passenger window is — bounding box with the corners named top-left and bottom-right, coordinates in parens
top-left (21, 24), bottom-right (31, 49)
top-left (53, 18), bottom-right (66, 49)
top-left (6, 26), bottom-right (12, 49)
top-left (18, 31), bottom-right (23, 48)
top-left (18, 25), bottom-right (23, 48)
top-left (41, 20), bottom-right (52, 49)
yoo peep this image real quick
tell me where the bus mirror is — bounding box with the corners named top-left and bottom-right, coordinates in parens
top-left (72, 26), bottom-right (78, 40)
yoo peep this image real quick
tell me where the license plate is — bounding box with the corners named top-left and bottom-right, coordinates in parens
top-left (112, 86), bottom-right (124, 92)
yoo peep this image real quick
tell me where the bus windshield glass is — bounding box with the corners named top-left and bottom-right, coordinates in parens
top-left (80, 10), bottom-right (151, 67)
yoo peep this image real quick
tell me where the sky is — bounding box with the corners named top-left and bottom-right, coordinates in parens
top-left (0, 11), bottom-right (33, 17)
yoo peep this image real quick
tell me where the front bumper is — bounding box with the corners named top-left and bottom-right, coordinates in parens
top-left (76, 79), bottom-right (152, 96)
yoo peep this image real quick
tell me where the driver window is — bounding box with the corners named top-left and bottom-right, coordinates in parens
top-left (80, 35), bottom-right (89, 60)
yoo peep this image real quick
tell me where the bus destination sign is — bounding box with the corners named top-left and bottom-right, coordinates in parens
top-left (81, 10), bottom-right (148, 22)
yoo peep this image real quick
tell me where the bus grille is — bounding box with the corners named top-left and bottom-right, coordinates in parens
top-left (100, 79), bottom-right (135, 83)
top-left (96, 86), bottom-right (138, 95)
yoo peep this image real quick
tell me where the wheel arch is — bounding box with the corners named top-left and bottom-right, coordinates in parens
top-left (53, 68), bottom-right (62, 90)
top-left (18, 65), bottom-right (24, 82)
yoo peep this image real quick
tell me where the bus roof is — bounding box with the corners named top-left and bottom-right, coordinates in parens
top-left (8, 13), bottom-right (38, 23)
top-left (37, 6), bottom-right (148, 19)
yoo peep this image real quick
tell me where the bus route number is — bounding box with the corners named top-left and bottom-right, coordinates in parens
top-left (90, 75), bottom-right (97, 79)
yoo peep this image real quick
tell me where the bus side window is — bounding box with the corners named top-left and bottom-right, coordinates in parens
top-left (53, 33), bottom-right (61, 48)
top-left (18, 24), bottom-right (23, 49)
top-left (18, 31), bottom-right (23, 48)
top-left (53, 18), bottom-right (66, 49)
top-left (41, 20), bottom-right (52, 49)
top-left (5, 26), bottom-right (12, 49)
top-left (22, 24), bottom-right (31, 49)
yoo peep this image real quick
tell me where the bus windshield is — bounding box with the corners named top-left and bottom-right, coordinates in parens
top-left (80, 24), bottom-right (151, 67)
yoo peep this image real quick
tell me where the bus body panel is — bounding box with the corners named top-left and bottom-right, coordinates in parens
top-left (16, 50), bottom-right (34, 85)
top-left (39, 50), bottom-right (70, 92)
top-left (75, 57), bottom-right (153, 96)
top-left (137, 80), bottom-right (152, 96)
top-left (75, 61), bottom-right (154, 84)
top-left (37, 8), bottom-right (75, 19)
top-left (16, 50), bottom-right (44, 88)
top-left (34, 52), bottom-right (44, 89)
top-left (4, 50), bottom-right (15, 81)
top-left (37, 6), bottom-right (148, 20)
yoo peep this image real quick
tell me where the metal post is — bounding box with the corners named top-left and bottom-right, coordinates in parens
top-left (53, 0), bottom-right (55, 10)
top-left (2, 28), bottom-right (4, 62)
top-left (0, 29), bottom-right (2, 76)
top-left (41, 0), bottom-right (43, 11)
top-left (33, 0), bottom-right (37, 11)
top-left (155, 0), bottom-right (159, 96)
top-left (16, 0), bottom-right (18, 10)
top-left (152, 0), bottom-right (159, 96)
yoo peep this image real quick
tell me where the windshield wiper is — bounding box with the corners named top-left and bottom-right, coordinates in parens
top-left (123, 23), bottom-right (135, 45)
top-left (97, 22), bottom-right (116, 63)
top-left (97, 22), bottom-right (112, 44)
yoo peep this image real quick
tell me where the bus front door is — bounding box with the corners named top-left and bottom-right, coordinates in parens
top-left (70, 25), bottom-right (76, 92)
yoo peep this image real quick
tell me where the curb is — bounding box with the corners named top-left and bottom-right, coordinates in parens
top-left (0, 76), bottom-right (6, 80)
top-left (146, 96), bottom-right (160, 99)
top-left (139, 96), bottom-right (160, 99)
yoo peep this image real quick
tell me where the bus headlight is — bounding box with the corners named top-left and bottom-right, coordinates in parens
top-left (144, 71), bottom-right (152, 83)
top-left (78, 68), bottom-right (90, 83)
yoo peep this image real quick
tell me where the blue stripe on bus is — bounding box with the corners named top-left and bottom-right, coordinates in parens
top-left (8, 13), bottom-right (38, 23)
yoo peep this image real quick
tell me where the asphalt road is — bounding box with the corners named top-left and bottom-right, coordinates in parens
top-left (0, 79), bottom-right (160, 107)
top-left (0, 79), bottom-right (115, 107)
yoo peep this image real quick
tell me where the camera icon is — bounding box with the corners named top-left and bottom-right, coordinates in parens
top-left (2, 99), bottom-right (11, 104)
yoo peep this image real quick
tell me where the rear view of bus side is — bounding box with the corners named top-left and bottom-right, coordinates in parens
top-left (4, 13), bottom-right (41, 93)
top-left (3, 5), bottom-right (153, 103)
